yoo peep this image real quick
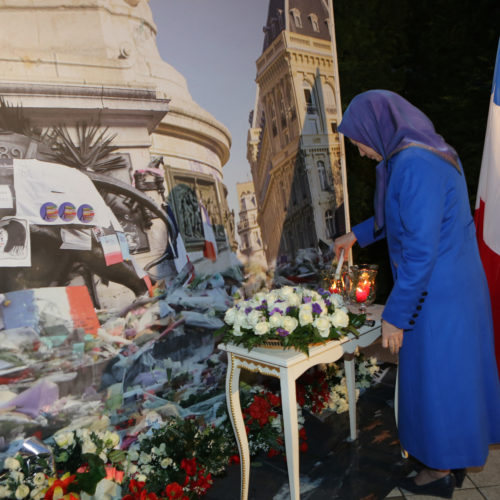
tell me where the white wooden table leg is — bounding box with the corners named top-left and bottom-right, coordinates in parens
top-left (344, 356), bottom-right (358, 441)
top-left (226, 353), bottom-right (249, 500)
top-left (280, 373), bottom-right (300, 500)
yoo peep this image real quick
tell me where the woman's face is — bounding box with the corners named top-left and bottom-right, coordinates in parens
top-left (0, 227), bottom-right (8, 251)
top-left (350, 139), bottom-right (383, 162)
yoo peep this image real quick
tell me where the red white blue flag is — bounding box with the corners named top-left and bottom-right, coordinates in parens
top-left (474, 39), bottom-right (500, 373)
top-left (200, 203), bottom-right (217, 262)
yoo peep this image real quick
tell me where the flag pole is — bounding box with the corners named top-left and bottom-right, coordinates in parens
top-left (327, 0), bottom-right (352, 266)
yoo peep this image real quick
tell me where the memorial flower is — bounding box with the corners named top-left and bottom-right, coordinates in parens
top-left (218, 286), bottom-right (365, 354)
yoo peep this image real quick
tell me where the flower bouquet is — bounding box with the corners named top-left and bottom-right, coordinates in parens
top-left (218, 286), bottom-right (365, 354)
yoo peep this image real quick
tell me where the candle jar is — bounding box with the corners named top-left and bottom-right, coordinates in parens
top-left (348, 264), bottom-right (378, 313)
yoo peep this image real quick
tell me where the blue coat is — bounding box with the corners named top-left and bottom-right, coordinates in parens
top-left (353, 147), bottom-right (500, 469)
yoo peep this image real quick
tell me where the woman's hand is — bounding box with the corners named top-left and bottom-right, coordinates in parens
top-left (382, 320), bottom-right (403, 355)
top-left (333, 232), bottom-right (357, 261)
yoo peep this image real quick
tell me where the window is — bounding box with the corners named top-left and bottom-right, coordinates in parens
top-left (240, 196), bottom-right (246, 211)
top-left (280, 180), bottom-right (287, 208)
top-left (286, 83), bottom-right (296, 121)
top-left (325, 209), bottom-right (335, 238)
top-left (304, 88), bottom-right (316, 114)
top-left (279, 92), bottom-right (287, 128)
top-left (290, 8), bottom-right (302, 28)
top-left (324, 84), bottom-right (336, 115)
top-left (317, 160), bottom-right (328, 190)
top-left (269, 99), bottom-right (278, 137)
top-left (308, 14), bottom-right (319, 32)
top-left (331, 122), bottom-right (338, 133)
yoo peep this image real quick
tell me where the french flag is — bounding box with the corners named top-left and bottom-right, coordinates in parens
top-left (200, 203), bottom-right (217, 262)
top-left (0, 286), bottom-right (100, 337)
top-left (165, 204), bottom-right (189, 272)
top-left (474, 39), bottom-right (500, 374)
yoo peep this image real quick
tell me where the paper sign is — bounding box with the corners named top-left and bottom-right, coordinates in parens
top-left (0, 218), bottom-right (31, 267)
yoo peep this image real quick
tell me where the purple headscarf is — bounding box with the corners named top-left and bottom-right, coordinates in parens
top-left (338, 90), bottom-right (460, 231)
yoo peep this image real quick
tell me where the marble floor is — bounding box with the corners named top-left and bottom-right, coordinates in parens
top-left (206, 358), bottom-right (500, 500)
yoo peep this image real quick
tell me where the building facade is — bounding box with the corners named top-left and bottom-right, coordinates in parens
top-left (236, 181), bottom-right (266, 268)
top-left (0, 0), bottom-right (236, 304)
top-left (247, 0), bottom-right (345, 267)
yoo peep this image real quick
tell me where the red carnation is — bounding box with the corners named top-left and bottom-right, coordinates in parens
top-left (164, 482), bottom-right (187, 500)
top-left (180, 457), bottom-right (197, 477)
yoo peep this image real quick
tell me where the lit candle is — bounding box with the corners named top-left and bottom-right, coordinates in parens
top-left (356, 281), bottom-right (370, 302)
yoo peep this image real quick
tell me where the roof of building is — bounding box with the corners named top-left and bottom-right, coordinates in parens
top-left (262, 0), bottom-right (331, 52)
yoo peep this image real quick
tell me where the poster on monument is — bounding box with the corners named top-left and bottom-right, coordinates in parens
top-left (0, 217), bottom-right (31, 267)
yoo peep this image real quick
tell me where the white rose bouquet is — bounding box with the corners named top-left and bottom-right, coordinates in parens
top-left (218, 286), bottom-right (365, 354)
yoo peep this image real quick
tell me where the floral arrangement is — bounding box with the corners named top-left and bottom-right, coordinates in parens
top-left (239, 385), bottom-right (307, 458)
top-left (123, 416), bottom-right (235, 499)
top-left (0, 424), bottom-right (124, 500)
top-left (219, 286), bottom-right (365, 354)
top-left (297, 355), bottom-right (381, 415)
top-left (0, 360), bottom-right (382, 500)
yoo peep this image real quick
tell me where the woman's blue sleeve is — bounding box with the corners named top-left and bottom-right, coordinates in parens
top-left (352, 217), bottom-right (386, 247)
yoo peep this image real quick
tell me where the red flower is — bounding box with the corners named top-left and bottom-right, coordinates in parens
top-left (228, 454), bottom-right (240, 465)
top-left (299, 428), bottom-right (307, 440)
top-left (180, 457), bottom-right (197, 477)
top-left (266, 392), bottom-right (281, 407)
top-left (44, 474), bottom-right (77, 499)
top-left (164, 482), bottom-right (186, 499)
top-left (300, 441), bottom-right (308, 453)
top-left (267, 448), bottom-right (279, 458)
top-left (122, 479), bottom-right (158, 500)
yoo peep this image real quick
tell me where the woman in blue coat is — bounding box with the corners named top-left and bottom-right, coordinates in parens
top-left (334, 90), bottom-right (500, 498)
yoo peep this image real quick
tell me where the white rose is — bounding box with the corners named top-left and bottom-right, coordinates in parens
top-left (282, 316), bottom-right (298, 333)
top-left (33, 473), bottom-right (45, 487)
top-left (30, 487), bottom-right (45, 500)
top-left (10, 471), bottom-right (24, 484)
top-left (103, 431), bottom-right (120, 448)
top-left (269, 313), bottom-right (283, 328)
top-left (314, 316), bottom-right (331, 337)
top-left (82, 440), bottom-right (97, 454)
top-left (161, 457), bottom-right (173, 468)
top-left (4, 457), bottom-right (21, 470)
top-left (298, 305), bottom-right (313, 326)
top-left (247, 309), bottom-right (263, 327)
top-left (137, 474), bottom-right (147, 482)
top-left (139, 452), bottom-right (151, 464)
top-left (232, 324), bottom-right (243, 337)
top-left (128, 464), bottom-right (138, 475)
top-left (330, 294), bottom-right (345, 308)
top-left (0, 486), bottom-right (12, 499)
top-left (278, 286), bottom-right (295, 300)
top-left (287, 294), bottom-right (302, 307)
top-left (99, 451), bottom-right (107, 463)
top-left (128, 449), bottom-right (139, 462)
top-left (254, 321), bottom-right (270, 335)
top-left (266, 290), bottom-right (279, 303)
top-left (224, 307), bottom-right (237, 325)
top-left (54, 431), bottom-right (75, 449)
top-left (15, 485), bottom-right (29, 499)
top-left (331, 310), bottom-right (349, 328)
top-left (235, 311), bottom-right (250, 330)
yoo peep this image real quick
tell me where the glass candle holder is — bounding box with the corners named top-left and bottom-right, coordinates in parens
top-left (348, 264), bottom-right (378, 313)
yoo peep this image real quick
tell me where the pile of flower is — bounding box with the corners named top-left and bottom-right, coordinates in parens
top-left (123, 416), bottom-right (235, 499)
top-left (219, 286), bottom-right (365, 354)
top-left (239, 386), bottom-right (307, 458)
top-left (297, 355), bottom-right (381, 415)
top-left (0, 353), bottom-right (382, 499)
top-left (0, 424), bottom-right (124, 500)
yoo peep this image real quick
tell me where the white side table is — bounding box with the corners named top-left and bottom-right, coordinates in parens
top-left (219, 304), bottom-right (383, 500)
